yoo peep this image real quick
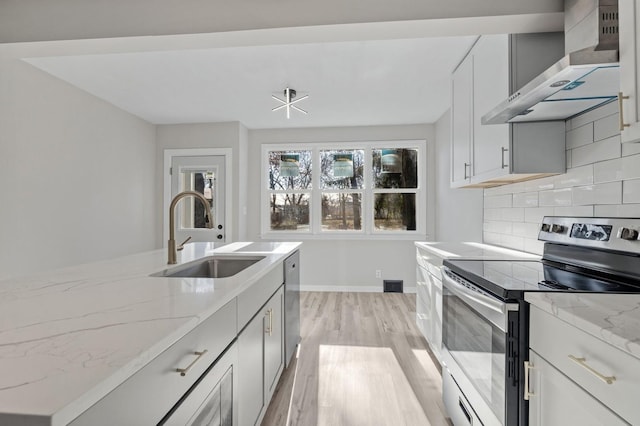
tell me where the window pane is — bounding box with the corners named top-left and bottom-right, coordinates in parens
top-left (373, 193), bottom-right (416, 231)
top-left (320, 150), bottom-right (364, 189)
top-left (179, 170), bottom-right (215, 229)
top-left (268, 151), bottom-right (312, 190)
top-left (269, 193), bottom-right (310, 231)
top-left (321, 193), bottom-right (362, 231)
top-left (372, 149), bottom-right (418, 189)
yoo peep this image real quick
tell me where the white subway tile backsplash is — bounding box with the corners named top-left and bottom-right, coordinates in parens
top-left (483, 232), bottom-right (501, 246)
top-left (568, 101), bottom-right (618, 129)
top-left (500, 234), bottom-right (525, 251)
top-left (512, 222), bottom-right (540, 238)
top-left (623, 179), bottom-right (640, 204)
top-left (484, 194), bottom-right (512, 208)
top-left (593, 113), bottom-right (620, 142)
top-left (566, 123), bottom-right (593, 149)
top-left (572, 182), bottom-right (622, 205)
top-left (513, 192), bottom-right (538, 207)
top-left (595, 204), bottom-right (640, 217)
top-left (594, 158), bottom-right (624, 183)
top-left (620, 154), bottom-right (640, 180)
top-left (484, 221), bottom-right (512, 234)
top-left (539, 188), bottom-right (573, 206)
top-left (566, 149), bottom-right (572, 169)
top-left (571, 135), bottom-right (621, 167)
top-left (524, 207), bottom-right (555, 224)
top-left (553, 205), bottom-right (594, 216)
top-left (554, 164), bottom-right (593, 188)
top-left (503, 208), bottom-right (525, 222)
top-left (484, 208), bottom-right (502, 221)
top-left (622, 142), bottom-right (640, 157)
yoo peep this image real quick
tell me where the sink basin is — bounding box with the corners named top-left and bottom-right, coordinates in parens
top-left (152, 256), bottom-right (265, 279)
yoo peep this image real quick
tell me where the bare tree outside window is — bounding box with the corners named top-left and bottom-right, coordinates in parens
top-left (320, 150), bottom-right (364, 230)
top-left (268, 151), bottom-right (312, 231)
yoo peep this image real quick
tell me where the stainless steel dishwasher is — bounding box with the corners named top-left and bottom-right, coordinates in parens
top-left (284, 251), bottom-right (300, 367)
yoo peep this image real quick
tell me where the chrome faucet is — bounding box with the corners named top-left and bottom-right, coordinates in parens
top-left (168, 191), bottom-right (214, 264)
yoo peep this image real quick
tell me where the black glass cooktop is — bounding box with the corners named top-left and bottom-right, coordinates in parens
top-left (443, 259), bottom-right (640, 301)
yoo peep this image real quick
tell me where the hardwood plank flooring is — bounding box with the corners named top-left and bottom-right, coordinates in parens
top-left (261, 292), bottom-right (451, 426)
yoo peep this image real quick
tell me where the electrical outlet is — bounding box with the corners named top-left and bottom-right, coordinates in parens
top-left (375, 270), bottom-right (382, 278)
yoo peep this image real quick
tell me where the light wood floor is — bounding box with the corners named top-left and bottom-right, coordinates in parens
top-left (261, 292), bottom-right (451, 426)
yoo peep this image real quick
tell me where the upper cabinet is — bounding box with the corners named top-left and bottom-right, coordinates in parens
top-left (451, 34), bottom-right (566, 188)
top-left (619, 0), bottom-right (640, 143)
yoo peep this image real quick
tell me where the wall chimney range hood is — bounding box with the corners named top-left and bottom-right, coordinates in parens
top-left (482, 0), bottom-right (619, 125)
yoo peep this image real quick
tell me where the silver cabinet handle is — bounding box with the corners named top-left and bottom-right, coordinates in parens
top-left (265, 308), bottom-right (273, 336)
top-left (176, 350), bottom-right (208, 376)
top-left (501, 147), bottom-right (509, 169)
top-left (619, 92), bottom-right (631, 131)
top-left (568, 355), bottom-right (616, 385)
top-left (463, 162), bottom-right (470, 180)
top-left (523, 361), bottom-right (534, 400)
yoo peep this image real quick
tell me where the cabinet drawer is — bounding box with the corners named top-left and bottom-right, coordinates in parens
top-left (237, 265), bottom-right (283, 331)
top-left (530, 306), bottom-right (640, 425)
top-left (70, 300), bottom-right (238, 425)
top-left (416, 299), bottom-right (430, 340)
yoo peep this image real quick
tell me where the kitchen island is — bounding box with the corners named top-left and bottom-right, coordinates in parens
top-left (0, 241), bottom-right (301, 426)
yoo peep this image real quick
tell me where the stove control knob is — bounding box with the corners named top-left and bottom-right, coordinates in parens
top-left (619, 227), bottom-right (639, 241)
top-left (541, 223), bottom-right (551, 232)
top-left (551, 224), bottom-right (565, 234)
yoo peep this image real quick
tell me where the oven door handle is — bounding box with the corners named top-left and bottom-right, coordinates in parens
top-left (442, 267), bottom-right (513, 332)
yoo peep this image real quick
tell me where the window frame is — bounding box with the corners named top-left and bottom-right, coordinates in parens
top-left (260, 140), bottom-right (428, 240)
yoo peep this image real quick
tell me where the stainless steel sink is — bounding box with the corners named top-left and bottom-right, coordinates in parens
top-left (151, 256), bottom-right (265, 279)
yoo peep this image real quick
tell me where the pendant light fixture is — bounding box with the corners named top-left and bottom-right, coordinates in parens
top-left (272, 87), bottom-right (308, 119)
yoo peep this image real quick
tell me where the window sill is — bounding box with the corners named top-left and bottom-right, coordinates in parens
top-left (260, 232), bottom-right (428, 241)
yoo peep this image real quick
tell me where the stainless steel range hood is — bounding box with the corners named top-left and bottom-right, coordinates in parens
top-left (483, 0), bottom-right (619, 125)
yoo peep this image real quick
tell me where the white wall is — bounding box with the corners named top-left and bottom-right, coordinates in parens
top-left (483, 102), bottom-right (640, 254)
top-left (247, 124), bottom-right (435, 292)
top-left (434, 110), bottom-right (484, 241)
top-left (155, 122), bottom-right (247, 244)
top-left (0, 45), bottom-right (157, 281)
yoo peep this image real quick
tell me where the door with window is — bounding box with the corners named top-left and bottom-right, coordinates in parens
top-left (171, 155), bottom-right (226, 244)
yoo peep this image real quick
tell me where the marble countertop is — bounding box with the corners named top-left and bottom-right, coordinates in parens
top-left (0, 241), bottom-right (301, 426)
top-left (415, 241), bottom-right (539, 266)
top-left (526, 293), bottom-right (640, 360)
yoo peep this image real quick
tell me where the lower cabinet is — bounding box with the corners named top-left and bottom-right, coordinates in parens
top-left (238, 285), bottom-right (284, 426)
top-left (528, 305), bottom-right (640, 425)
top-left (527, 351), bottom-right (627, 426)
top-left (415, 247), bottom-right (443, 365)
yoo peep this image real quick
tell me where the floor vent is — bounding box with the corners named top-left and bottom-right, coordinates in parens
top-left (383, 280), bottom-right (403, 293)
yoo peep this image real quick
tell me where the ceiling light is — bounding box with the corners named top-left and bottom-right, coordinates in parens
top-left (272, 87), bottom-right (308, 119)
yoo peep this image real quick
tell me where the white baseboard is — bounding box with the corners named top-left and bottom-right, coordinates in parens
top-left (300, 285), bottom-right (416, 294)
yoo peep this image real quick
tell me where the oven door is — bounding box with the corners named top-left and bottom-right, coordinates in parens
top-left (441, 267), bottom-right (519, 426)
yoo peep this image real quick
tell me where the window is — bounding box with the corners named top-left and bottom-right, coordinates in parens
top-left (262, 141), bottom-right (427, 238)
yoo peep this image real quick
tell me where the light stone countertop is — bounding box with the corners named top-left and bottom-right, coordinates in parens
top-left (526, 292), bottom-right (640, 361)
top-left (415, 241), bottom-right (539, 266)
top-left (0, 241), bottom-right (301, 426)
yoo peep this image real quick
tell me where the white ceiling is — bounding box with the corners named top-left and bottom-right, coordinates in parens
top-left (24, 36), bottom-right (477, 129)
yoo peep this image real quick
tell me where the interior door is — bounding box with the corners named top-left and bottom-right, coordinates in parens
top-left (171, 155), bottom-right (226, 243)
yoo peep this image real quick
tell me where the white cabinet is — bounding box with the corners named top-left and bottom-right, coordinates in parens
top-left (527, 305), bottom-right (640, 425)
top-left (527, 351), bottom-right (627, 426)
top-left (450, 33), bottom-right (566, 188)
top-left (415, 247), bottom-right (443, 364)
top-left (619, 0), bottom-right (640, 143)
top-left (238, 285), bottom-right (284, 426)
top-left (451, 49), bottom-right (474, 187)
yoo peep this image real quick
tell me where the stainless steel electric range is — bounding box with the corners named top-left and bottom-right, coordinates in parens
top-left (440, 217), bottom-right (640, 426)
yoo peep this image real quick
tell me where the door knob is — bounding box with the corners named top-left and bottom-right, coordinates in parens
top-left (217, 235), bottom-right (223, 240)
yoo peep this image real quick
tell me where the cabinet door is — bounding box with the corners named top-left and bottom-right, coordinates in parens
top-left (472, 35), bottom-right (511, 179)
top-left (527, 351), bottom-right (628, 426)
top-left (450, 53), bottom-right (473, 188)
top-left (264, 286), bottom-right (284, 400)
top-left (620, 0), bottom-right (640, 143)
top-left (237, 312), bottom-right (264, 426)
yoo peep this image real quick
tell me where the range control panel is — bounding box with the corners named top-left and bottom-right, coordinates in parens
top-left (539, 217), bottom-right (640, 253)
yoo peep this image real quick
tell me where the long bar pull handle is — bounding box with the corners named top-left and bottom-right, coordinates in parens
top-left (265, 309), bottom-right (273, 336)
top-left (463, 162), bottom-right (470, 180)
top-left (176, 350), bottom-right (208, 376)
top-left (501, 147), bottom-right (509, 169)
top-left (619, 92), bottom-right (631, 131)
top-left (568, 355), bottom-right (616, 384)
top-left (524, 361), bottom-right (534, 400)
